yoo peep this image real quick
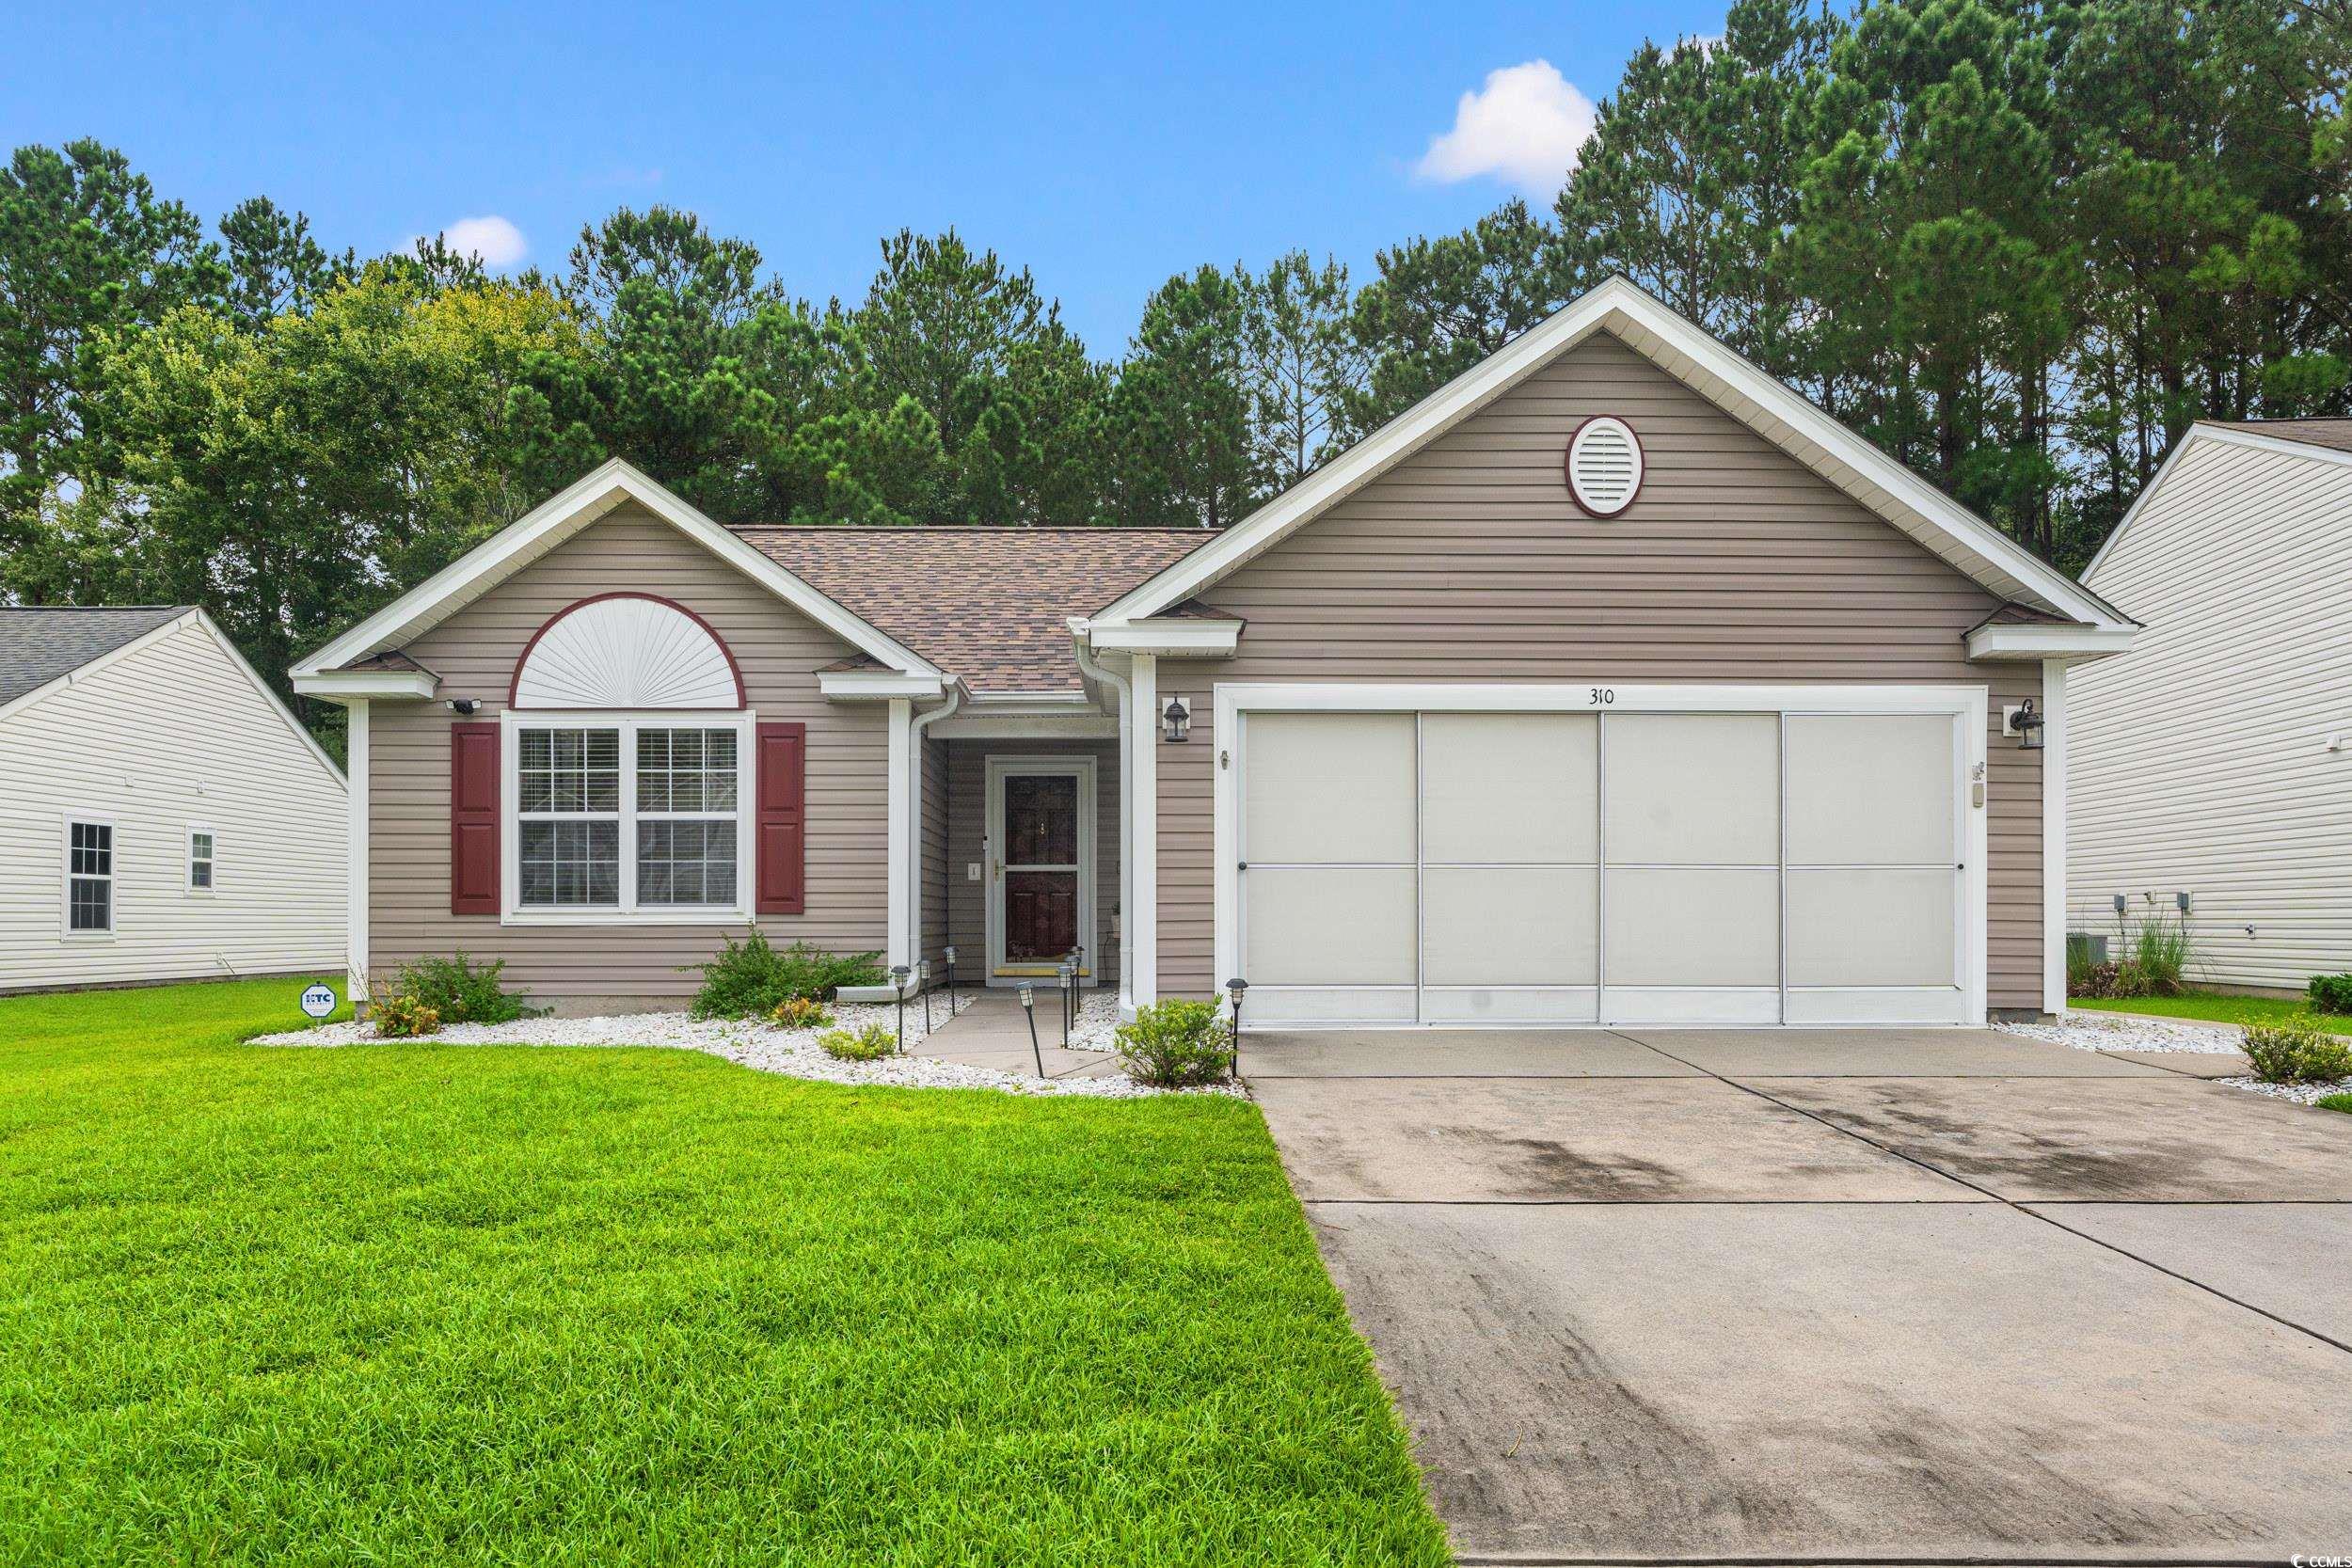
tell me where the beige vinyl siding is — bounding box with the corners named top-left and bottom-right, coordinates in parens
top-left (942, 738), bottom-right (1120, 988)
top-left (369, 508), bottom-right (888, 1003)
top-left (2072, 436), bottom-right (2352, 990)
top-left (0, 618), bottom-right (346, 992)
top-left (1152, 329), bottom-right (2045, 1012)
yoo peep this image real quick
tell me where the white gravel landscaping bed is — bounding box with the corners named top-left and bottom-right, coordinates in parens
top-left (1994, 1012), bottom-right (2246, 1054)
top-left (2224, 1075), bottom-right (2352, 1107)
top-left (1994, 1011), bottom-right (2352, 1107)
top-left (250, 991), bottom-right (1233, 1099)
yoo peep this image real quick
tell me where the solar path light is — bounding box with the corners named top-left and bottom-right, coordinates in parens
top-left (1018, 984), bottom-right (1042, 1076)
top-left (891, 964), bottom-right (911, 1051)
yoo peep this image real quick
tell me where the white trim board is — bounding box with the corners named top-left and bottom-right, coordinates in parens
top-left (291, 458), bottom-right (943, 683)
top-left (1212, 681), bottom-right (1991, 1030)
top-left (1092, 277), bottom-right (2133, 639)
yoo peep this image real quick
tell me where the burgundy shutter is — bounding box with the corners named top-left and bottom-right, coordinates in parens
top-left (450, 721), bottom-right (501, 914)
top-left (756, 721), bottom-right (806, 915)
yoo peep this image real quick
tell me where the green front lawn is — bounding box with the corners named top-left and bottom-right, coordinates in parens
top-left (2070, 991), bottom-right (2352, 1034)
top-left (0, 979), bottom-right (1446, 1566)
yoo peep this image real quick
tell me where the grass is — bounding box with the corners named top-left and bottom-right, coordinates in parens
top-left (2070, 990), bottom-right (2352, 1035)
top-left (2320, 1094), bottom-right (2352, 1115)
top-left (0, 978), bottom-right (1446, 1566)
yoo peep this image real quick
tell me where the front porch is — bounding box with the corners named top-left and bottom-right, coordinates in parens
top-left (926, 736), bottom-right (1122, 995)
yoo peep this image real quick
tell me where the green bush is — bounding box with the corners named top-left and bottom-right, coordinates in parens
top-left (2307, 974), bottom-right (2352, 1014)
top-left (818, 1023), bottom-right (898, 1061)
top-left (1115, 1000), bottom-right (1235, 1088)
top-left (2241, 1018), bottom-right (2352, 1085)
top-left (392, 952), bottom-right (538, 1024)
top-left (373, 993), bottom-right (441, 1038)
top-left (771, 996), bottom-right (834, 1030)
top-left (2126, 915), bottom-right (2192, 995)
top-left (688, 932), bottom-right (887, 1019)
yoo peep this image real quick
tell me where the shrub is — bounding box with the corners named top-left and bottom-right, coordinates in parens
top-left (771, 996), bottom-right (834, 1030)
top-left (2307, 974), bottom-right (2352, 1014)
top-left (2240, 1018), bottom-right (2352, 1085)
top-left (1115, 999), bottom-right (1234, 1088)
top-left (818, 1023), bottom-right (898, 1061)
top-left (2070, 960), bottom-right (2124, 1000)
top-left (689, 932), bottom-right (887, 1019)
top-left (373, 993), bottom-right (442, 1038)
top-left (2125, 915), bottom-right (2192, 995)
top-left (392, 952), bottom-right (538, 1024)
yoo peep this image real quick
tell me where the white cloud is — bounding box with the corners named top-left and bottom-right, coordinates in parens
top-left (419, 214), bottom-right (529, 268)
top-left (1414, 60), bottom-right (1597, 197)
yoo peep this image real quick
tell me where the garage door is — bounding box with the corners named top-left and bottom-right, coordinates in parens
top-left (1237, 705), bottom-right (1968, 1027)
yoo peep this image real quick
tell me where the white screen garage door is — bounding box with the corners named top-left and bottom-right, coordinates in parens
top-left (1238, 706), bottom-right (1967, 1026)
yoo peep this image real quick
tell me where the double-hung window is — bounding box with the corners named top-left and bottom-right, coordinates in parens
top-left (66, 820), bottom-right (114, 934)
top-left (509, 716), bottom-right (750, 919)
top-left (188, 828), bottom-right (215, 892)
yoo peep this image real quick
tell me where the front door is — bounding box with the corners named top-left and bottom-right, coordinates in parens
top-left (986, 758), bottom-right (1094, 981)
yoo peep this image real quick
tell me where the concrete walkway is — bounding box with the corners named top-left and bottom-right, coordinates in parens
top-left (1249, 1027), bottom-right (2352, 1564)
top-left (912, 991), bottom-right (1122, 1080)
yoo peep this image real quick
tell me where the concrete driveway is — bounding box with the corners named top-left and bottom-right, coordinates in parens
top-left (1248, 1027), bottom-right (2352, 1564)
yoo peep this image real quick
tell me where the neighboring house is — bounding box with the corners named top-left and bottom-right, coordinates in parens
top-left (2069, 419), bottom-right (2352, 994)
top-left (291, 278), bottom-right (2136, 1027)
top-left (0, 607), bottom-right (347, 994)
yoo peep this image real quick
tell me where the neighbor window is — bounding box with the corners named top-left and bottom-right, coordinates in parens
top-left (512, 720), bottom-right (747, 915)
top-left (188, 829), bottom-right (215, 892)
top-left (66, 820), bottom-right (114, 933)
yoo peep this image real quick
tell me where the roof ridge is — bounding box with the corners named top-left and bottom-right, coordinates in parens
top-left (0, 603), bottom-right (192, 611)
top-left (728, 524), bottom-right (1216, 535)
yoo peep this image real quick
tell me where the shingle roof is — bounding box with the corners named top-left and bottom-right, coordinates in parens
top-left (2206, 418), bottom-right (2352, 454)
top-left (731, 527), bottom-right (1214, 692)
top-left (0, 607), bottom-right (189, 709)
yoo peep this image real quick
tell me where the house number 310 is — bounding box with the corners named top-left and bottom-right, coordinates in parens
top-left (1589, 688), bottom-right (1615, 705)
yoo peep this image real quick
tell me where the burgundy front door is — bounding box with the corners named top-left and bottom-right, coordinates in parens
top-left (996, 769), bottom-right (1083, 972)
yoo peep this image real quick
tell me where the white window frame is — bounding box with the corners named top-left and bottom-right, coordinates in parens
top-left (187, 824), bottom-right (216, 895)
top-left (500, 708), bottom-right (757, 925)
top-left (1212, 683), bottom-right (1991, 1028)
top-left (62, 816), bottom-right (118, 939)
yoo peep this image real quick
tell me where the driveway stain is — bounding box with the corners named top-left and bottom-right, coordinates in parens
top-left (1447, 1126), bottom-right (1692, 1199)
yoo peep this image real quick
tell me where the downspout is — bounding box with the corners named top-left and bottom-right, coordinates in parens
top-left (906, 679), bottom-right (964, 974)
top-left (1070, 626), bottom-right (1134, 1018)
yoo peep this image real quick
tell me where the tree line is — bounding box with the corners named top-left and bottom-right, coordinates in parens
top-left (2, 0), bottom-right (2344, 752)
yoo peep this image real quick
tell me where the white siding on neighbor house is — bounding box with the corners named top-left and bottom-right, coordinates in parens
top-left (0, 617), bottom-right (347, 992)
top-left (2071, 435), bottom-right (2352, 990)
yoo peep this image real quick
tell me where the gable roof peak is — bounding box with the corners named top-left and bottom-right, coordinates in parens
top-left (1090, 276), bottom-right (2130, 634)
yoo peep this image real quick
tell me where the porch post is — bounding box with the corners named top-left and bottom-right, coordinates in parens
top-left (1126, 654), bottom-right (1157, 1015)
top-left (2042, 659), bottom-right (2068, 1017)
top-left (346, 699), bottom-right (370, 1005)
top-left (886, 696), bottom-right (912, 969)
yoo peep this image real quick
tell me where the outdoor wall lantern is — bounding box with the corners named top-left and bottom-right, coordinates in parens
top-left (1162, 694), bottom-right (1191, 743)
top-left (2011, 697), bottom-right (2044, 750)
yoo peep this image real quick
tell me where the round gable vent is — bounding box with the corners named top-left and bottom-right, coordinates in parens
top-left (1565, 416), bottom-right (1644, 517)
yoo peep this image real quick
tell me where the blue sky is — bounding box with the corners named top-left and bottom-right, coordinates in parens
top-left (3, 1), bottom-right (1724, 352)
